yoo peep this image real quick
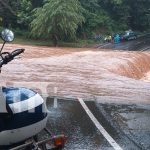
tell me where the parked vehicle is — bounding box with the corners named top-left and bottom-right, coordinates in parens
top-left (120, 30), bottom-right (137, 41)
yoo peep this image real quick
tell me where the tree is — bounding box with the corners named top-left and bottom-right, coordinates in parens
top-left (0, 0), bottom-right (17, 27)
top-left (78, 0), bottom-right (100, 38)
top-left (17, 0), bottom-right (32, 29)
top-left (126, 0), bottom-right (150, 31)
top-left (30, 0), bottom-right (43, 8)
top-left (0, 0), bottom-right (32, 29)
top-left (80, 0), bottom-right (99, 12)
top-left (98, 0), bottom-right (129, 31)
top-left (31, 0), bottom-right (85, 46)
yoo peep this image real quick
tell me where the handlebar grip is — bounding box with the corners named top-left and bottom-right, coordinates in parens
top-left (0, 49), bottom-right (25, 67)
top-left (11, 49), bottom-right (25, 58)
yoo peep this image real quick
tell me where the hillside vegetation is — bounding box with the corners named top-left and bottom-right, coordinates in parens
top-left (0, 0), bottom-right (150, 46)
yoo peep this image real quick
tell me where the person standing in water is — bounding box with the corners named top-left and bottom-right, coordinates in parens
top-left (115, 34), bottom-right (119, 44)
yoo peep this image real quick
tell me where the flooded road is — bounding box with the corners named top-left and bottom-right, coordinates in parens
top-left (0, 44), bottom-right (150, 104)
top-left (0, 43), bottom-right (150, 150)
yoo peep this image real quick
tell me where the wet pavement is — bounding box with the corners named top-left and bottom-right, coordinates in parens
top-left (97, 34), bottom-right (150, 51)
top-left (0, 38), bottom-right (150, 149)
top-left (41, 98), bottom-right (150, 150)
top-left (46, 98), bottom-right (110, 150)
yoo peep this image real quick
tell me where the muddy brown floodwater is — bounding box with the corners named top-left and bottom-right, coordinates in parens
top-left (0, 43), bottom-right (150, 104)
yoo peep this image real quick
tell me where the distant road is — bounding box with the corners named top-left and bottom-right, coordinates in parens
top-left (97, 34), bottom-right (150, 51)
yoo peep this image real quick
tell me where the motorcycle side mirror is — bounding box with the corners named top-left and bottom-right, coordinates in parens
top-left (1, 29), bottom-right (14, 42)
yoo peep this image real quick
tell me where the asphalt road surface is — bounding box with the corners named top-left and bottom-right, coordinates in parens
top-left (97, 34), bottom-right (150, 51)
top-left (43, 98), bottom-right (150, 150)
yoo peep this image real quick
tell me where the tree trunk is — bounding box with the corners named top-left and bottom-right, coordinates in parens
top-left (52, 34), bottom-right (58, 47)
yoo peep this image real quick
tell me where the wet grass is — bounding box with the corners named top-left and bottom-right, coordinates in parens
top-left (0, 36), bottom-right (96, 48)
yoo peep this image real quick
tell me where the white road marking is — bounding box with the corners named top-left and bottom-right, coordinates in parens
top-left (54, 87), bottom-right (58, 108)
top-left (54, 97), bottom-right (58, 108)
top-left (78, 98), bottom-right (123, 150)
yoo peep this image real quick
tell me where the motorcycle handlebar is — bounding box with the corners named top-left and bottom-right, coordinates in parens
top-left (11, 49), bottom-right (25, 58)
top-left (0, 49), bottom-right (25, 67)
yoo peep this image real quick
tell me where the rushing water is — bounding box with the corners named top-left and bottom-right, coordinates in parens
top-left (1, 44), bottom-right (150, 104)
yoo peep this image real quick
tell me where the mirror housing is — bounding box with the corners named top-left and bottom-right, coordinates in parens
top-left (1, 29), bottom-right (14, 42)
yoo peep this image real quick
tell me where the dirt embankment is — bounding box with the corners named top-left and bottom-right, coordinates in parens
top-left (1, 44), bottom-right (150, 104)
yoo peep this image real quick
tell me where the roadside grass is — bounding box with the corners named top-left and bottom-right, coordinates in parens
top-left (13, 37), bottom-right (54, 46)
top-left (0, 36), bottom-right (97, 48)
top-left (0, 28), bottom-right (97, 47)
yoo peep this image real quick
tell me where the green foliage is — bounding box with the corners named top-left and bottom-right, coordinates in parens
top-left (80, 0), bottom-right (99, 12)
top-left (31, 0), bottom-right (85, 45)
top-left (0, 0), bottom-right (150, 43)
top-left (16, 0), bottom-right (32, 28)
top-left (126, 0), bottom-right (150, 31)
top-left (0, 0), bottom-right (32, 28)
top-left (30, 0), bottom-right (44, 8)
top-left (88, 10), bottom-right (113, 31)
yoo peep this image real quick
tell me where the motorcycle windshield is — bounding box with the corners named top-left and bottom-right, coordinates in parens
top-left (2, 87), bottom-right (37, 104)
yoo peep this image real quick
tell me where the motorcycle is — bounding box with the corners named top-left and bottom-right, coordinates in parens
top-left (0, 29), bottom-right (67, 149)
